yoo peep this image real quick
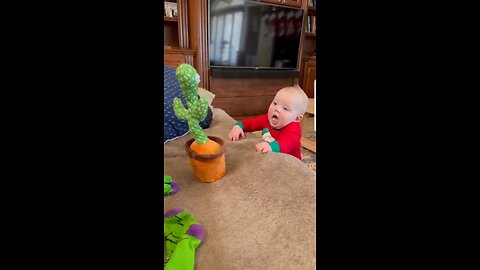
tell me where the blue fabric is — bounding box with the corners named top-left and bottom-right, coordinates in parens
top-left (164, 65), bottom-right (213, 143)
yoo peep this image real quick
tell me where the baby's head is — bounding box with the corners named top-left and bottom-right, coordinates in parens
top-left (267, 85), bottom-right (309, 129)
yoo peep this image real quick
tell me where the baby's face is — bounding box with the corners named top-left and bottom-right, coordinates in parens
top-left (267, 89), bottom-right (303, 129)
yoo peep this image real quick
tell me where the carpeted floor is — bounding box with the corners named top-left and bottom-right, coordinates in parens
top-left (301, 130), bottom-right (316, 172)
top-left (301, 147), bottom-right (316, 172)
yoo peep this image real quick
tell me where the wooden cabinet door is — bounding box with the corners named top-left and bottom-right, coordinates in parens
top-left (282, 0), bottom-right (302, 7)
top-left (210, 77), bottom-right (295, 118)
top-left (302, 58), bottom-right (316, 98)
top-left (164, 49), bottom-right (195, 68)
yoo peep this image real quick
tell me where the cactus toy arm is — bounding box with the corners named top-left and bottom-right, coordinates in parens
top-left (172, 98), bottom-right (189, 120)
top-left (192, 98), bottom-right (209, 122)
top-left (173, 64), bottom-right (209, 144)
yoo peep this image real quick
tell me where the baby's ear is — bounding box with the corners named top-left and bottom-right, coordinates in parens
top-left (294, 114), bottom-right (304, 122)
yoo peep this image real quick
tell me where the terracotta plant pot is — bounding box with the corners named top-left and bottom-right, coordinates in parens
top-left (185, 136), bottom-right (226, 183)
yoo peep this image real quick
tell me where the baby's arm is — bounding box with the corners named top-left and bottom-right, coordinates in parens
top-left (228, 114), bottom-right (267, 141)
top-left (267, 126), bottom-right (301, 154)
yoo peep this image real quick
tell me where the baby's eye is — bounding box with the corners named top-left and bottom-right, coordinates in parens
top-left (283, 107), bottom-right (289, 111)
top-left (273, 101), bottom-right (277, 105)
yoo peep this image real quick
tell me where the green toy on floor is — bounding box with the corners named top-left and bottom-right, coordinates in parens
top-left (164, 209), bottom-right (204, 269)
top-left (164, 175), bottom-right (179, 196)
top-left (164, 177), bottom-right (205, 269)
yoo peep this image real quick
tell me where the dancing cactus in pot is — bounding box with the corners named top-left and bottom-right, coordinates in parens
top-left (173, 64), bottom-right (226, 182)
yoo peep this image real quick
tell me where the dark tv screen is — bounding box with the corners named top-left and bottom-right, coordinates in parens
top-left (209, 0), bottom-right (304, 70)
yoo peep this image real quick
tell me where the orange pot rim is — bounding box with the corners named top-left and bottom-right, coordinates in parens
top-left (185, 136), bottom-right (225, 161)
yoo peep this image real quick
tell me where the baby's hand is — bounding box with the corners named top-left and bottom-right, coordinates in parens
top-left (256, 141), bottom-right (272, 153)
top-left (228, 125), bottom-right (245, 141)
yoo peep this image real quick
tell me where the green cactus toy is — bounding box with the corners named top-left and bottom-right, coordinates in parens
top-left (173, 64), bottom-right (221, 154)
top-left (173, 64), bottom-right (209, 144)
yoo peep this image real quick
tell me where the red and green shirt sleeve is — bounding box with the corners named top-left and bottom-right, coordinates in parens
top-left (235, 115), bottom-right (302, 159)
top-left (266, 122), bottom-right (302, 159)
top-left (235, 114), bottom-right (269, 132)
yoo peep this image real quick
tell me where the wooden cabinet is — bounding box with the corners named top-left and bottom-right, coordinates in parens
top-left (163, 0), bottom-right (209, 88)
top-left (282, 0), bottom-right (302, 7)
top-left (164, 48), bottom-right (195, 68)
top-left (301, 56), bottom-right (316, 98)
top-left (164, 0), bottom-right (194, 69)
top-left (210, 76), bottom-right (297, 119)
top-left (298, 0), bottom-right (316, 97)
top-left (164, 0), bottom-right (189, 48)
top-left (301, 2), bottom-right (316, 55)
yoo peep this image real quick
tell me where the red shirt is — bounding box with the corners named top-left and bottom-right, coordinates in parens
top-left (238, 114), bottom-right (302, 160)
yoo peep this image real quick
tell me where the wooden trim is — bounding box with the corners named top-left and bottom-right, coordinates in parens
top-left (178, 0), bottom-right (189, 48)
top-left (283, 0), bottom-right (302, 8)
top-left (164, 48), bottom-right (196, 67)
top-left (186, 0), bottom-right (209, 89)
top-left (164, 16), bottom-right (178, 22)
top-left (297, 1), bottom-right (307, 70)
top-left (298, 0), bottom-right (316, 96)
top-left (164, 48), bottom-right (195, 53)
top-left (196, 0), bottom-right (209, 89)
top-left (197, 0), bottom-right (209, 89)
top-left (301, 56), bottom-right (316, 98)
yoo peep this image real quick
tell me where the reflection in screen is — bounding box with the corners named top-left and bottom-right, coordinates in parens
top-left (210, 9), bottom-right (243, 66)
top-left (209, 0), bottom-right (303, 69)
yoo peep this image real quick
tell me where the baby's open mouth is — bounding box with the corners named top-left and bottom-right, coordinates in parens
top-left (271, 115), bottom-right (279, 125)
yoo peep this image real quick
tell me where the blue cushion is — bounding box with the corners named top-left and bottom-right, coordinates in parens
top-left (164, 65), bottom-right (213, 143)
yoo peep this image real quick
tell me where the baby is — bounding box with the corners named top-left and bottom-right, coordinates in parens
top-left (228, 85), bottom-right (308, 160)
